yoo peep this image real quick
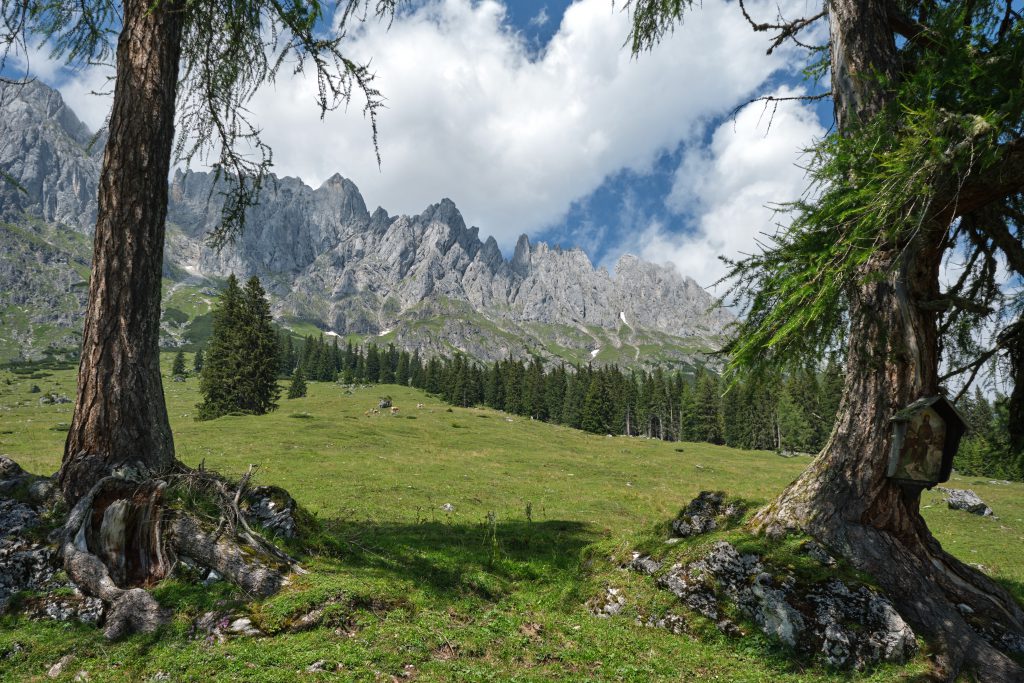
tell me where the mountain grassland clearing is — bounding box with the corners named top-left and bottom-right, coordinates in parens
top-left (1, 356), bottom-right (1022, 681)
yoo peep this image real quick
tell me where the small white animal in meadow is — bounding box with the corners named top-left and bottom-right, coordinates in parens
top-left (417, 403), bottom-right (425, 409)
top-left (390, 406), bottom-right (399, 415)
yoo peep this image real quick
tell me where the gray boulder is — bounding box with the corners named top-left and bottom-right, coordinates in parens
top-left (0, 500), bottom-right (58, 615)
top-left (630, 553), bottom-right (662, 575)
top-left (244, 486), bottom-right (299, 539)
top-left (938, 488), bottom-right (993, 516)
top-left (587, 586), bottom-right (626, 618)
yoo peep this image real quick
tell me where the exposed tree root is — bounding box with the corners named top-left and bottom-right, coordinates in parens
top-left (754, 482), bottom-right (1024, 682)
top-left (58, 465), bottom-right (303, 639)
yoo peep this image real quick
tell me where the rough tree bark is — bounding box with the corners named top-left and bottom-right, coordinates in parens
top-left (753, 0), bottom-right (1024, 679)
top-left (59, 0), bottom-right (183, 505)
top-left (47, 0), bottom-right (294, 636)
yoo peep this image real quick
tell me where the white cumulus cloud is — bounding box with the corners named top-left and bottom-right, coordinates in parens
top-left (620, 90), bottom-right (826, 289)
top-left (32, 0), bottom-right (824, 261)
top-left (241, 0), bottom-right (810, 247)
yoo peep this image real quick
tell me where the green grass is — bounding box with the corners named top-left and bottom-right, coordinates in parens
top-left (1, 357), bottom-right (1022, 681)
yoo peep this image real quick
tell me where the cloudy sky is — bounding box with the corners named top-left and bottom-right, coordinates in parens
top-left (20, 0), bottom-right (830, 289)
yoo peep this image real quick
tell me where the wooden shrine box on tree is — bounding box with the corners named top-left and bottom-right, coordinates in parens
top-left (887, 396), bottom-right (967, 488)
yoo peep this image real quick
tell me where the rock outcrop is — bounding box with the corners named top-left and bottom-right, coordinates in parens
top-left (0, 459), bottom-right (102, 624)
top-left (610, 492), bottom-right (920, 671)
top-left (0, 80), bottom-right (100, 232)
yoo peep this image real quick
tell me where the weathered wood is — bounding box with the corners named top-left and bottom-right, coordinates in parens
top-left (170, 514), bottom-right (283, 598)
top-left (59, 474), bottom-right (289, 639)
top-left (60, 0), bottom-right (185, 504)
top-left (60, 477), bottom-right (171, 639)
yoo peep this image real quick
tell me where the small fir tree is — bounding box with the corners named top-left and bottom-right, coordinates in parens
top-left (197, 275), bottom-right (244, 420)
top-left (197, 275), bottom-right (280, 419)
top-left (237, 276), bottom-right (282, 414)
top-left (172, 350), bottom-right (187, 377)
top-left (287, 365), bottom-right (307, 399)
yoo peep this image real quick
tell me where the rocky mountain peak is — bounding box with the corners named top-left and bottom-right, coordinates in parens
top-left (0, 80), bottom-right (100, 232)
top-left (511, 234), bottom-right (532, 275)
top-left (1, 79), bottom-right (734, 368)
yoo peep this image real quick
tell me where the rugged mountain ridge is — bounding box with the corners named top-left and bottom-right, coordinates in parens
top-left (168, 169), bottom-right (731, 334)
top-left (0, 79), bottom-right (732, 368)
top-left (0, 80), bottom-right (101, 233)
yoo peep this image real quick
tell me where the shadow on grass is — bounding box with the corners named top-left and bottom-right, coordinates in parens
top-left (315, 517), bottom-right (597, 601)
top-left (996, 577), bottom-right (1024, 606)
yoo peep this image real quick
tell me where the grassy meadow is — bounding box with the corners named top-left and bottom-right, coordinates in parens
top-left (1, 355), bottom-right (1022, 681)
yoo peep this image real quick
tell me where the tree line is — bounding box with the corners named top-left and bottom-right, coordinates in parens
top-left (194, 277), bottom-right (1021, 480)
top-left (280, 332), bottom-right (846, 454)
top-left (954, 388), bottom-right (1024, 481)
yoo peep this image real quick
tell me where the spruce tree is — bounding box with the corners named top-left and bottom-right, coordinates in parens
top-left (395, 351), bottom-right (410, 386)
top-left (287, 365), bottom-right (307, 399)
top-left (172, 350), bottom-right (187, 377)
top-left (193, 347), bottom-right (204, 375)
top-left (237, 276), bottom-right (281, 414)
top-left (197, 275), bottom-right (280, 419)
top-left (691, 371), bottom-right (724, 444)
top-left (197, 275), bottom-right (244, 420)
top-left (366, 345), bottom-right (381, 383)
top-left (581, 373), bottom-right (610, 434)
top-left (775, 383), bottom-right (814, 454)
top-left (279, 334), bottom-right (295, 376)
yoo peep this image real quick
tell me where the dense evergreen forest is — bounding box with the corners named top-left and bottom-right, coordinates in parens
top-left (276, 333), bottom-right (1022, 481)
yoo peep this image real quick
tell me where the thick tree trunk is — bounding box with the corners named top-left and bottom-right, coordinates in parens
top-left (753, 0), bottom-right (1024, 678)
top-left (753, 237), bottom-right (1024, 678)
top-left (1004, 321), bottom-right (1024, 452)
top-left (60, 0), bottom-right (185, 504)
top-left (36, 1), bottom-right (295, 637)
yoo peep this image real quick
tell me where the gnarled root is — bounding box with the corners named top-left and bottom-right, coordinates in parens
top-left (60, 476), bottom-right (172, 639)
top-left (60, 467), bottom-right (300, 639)
top-left (754, 489), bottom-right (1024, 682)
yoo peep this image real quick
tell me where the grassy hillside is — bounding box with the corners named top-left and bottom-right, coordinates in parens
top-left (1, 356), bottom-right (1022, 681)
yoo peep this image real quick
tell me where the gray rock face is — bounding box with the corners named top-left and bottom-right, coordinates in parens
top-left (0, 494), bottom-right (102, 625)
top-left (0, 81), bottom-right (100, 232)
top-left (167, 175), bottom-right (734, 358)
top-left (0, 458), bottom-right (106, 626)
top-left (622, 492), bottom-right (920, 670)
top-left (190, 610), bottom-right (262, 643)
top-left (587, 586), bottom-right (627, 617)
top-left (243, 486), bottom-right (298, 539)
top-left (2, 79), bottom-right (734, 367)
top-left (649, 540), bottom-right (918, 669)
top-left (670, 490), bottom-right (746, 538)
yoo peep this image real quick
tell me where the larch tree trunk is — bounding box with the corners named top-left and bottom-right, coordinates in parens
top-left (59, 0), bottom-right (185, 505)
top-left (753, 0), bottom-right (1024, 679)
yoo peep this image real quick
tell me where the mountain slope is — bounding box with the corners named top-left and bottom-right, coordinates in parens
top-left (0, 80), bottom-right (732, 369)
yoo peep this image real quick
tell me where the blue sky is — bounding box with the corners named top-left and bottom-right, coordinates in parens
top-left (13, 0), bottom-right (832, 288)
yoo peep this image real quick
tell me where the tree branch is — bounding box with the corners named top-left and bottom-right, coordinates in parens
top-left (942, 137), bottom-right (1024, 219)
top-left (737, 0), bottom-right (826, 55)
top-left (991, 212), bottom-right (1024, 274)
top-left (887, 9), bottom-right (944, 53)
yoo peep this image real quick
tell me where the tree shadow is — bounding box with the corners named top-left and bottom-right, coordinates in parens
top-left (313, 516), bottom-right (598, 601)
top-left (995, 577), bottom-right (1024, 607)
